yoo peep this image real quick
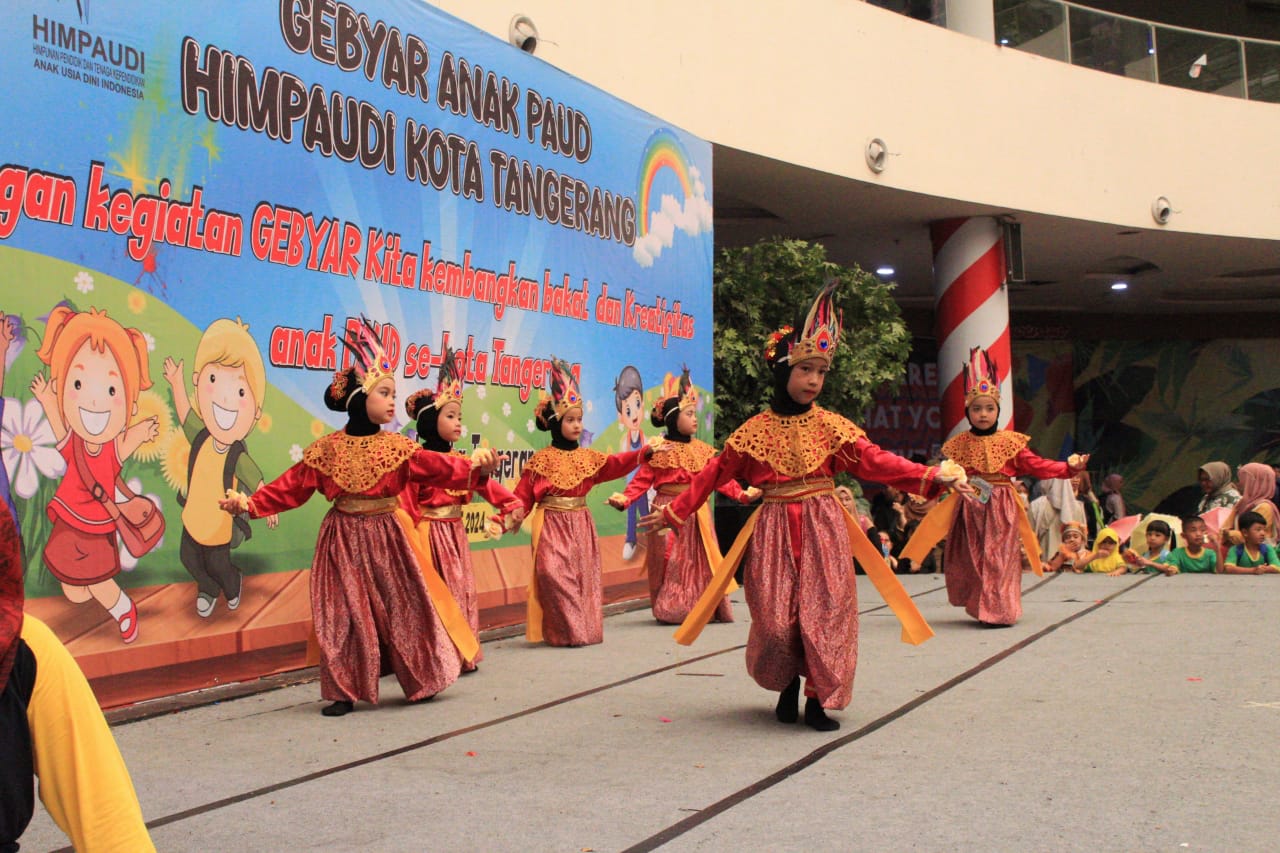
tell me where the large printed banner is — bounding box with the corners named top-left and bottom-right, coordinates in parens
top-left (0, 0), bottom-right (713, 705)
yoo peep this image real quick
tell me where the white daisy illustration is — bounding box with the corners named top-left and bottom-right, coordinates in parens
top-left (1, 397), bottom-right (66, 499)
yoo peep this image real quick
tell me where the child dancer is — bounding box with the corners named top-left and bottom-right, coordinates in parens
top-left (508, 357), bottom-right (655, 647)
top-left (643, 282), bottom-right (967, 731)
top-left (401, 348), bottom-right (522, 672)
top-left (901, 347), bottom-right (1087, 626)
top-left (607, 368), bottom-right (758, 624)
top-left (219, 319), bottom-right (498, 716)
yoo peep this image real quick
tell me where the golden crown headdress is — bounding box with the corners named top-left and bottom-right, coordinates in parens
top-left (765, 280), bottom-right (842, 366)
top-left (336, 314), bottom-right (395, 405)
top-left (653, 366), bottom-right (698, 422)
top-left (538, 356), bottom-right (583, 423)
top-left (404, 345), bottom-right (465, 419)
top-left (963, 346), bottom-right (1000, 405)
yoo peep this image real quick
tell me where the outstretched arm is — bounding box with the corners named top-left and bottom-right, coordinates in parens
top-left (162, 356), bottom-right (192, 426)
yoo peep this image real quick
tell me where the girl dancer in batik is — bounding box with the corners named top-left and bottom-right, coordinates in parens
top-left (401, 347), bottom-right (522, 672)
top-left (608, 367), bottom-right (757, 624)
top-left (219, 319), bottom-right (498, 716)
top-left (508, 358), bottom-right (655, 647)
top-left (645, 283), bottom-right (968, 731)
top-left (900, 347), bottom-right (1087, 627)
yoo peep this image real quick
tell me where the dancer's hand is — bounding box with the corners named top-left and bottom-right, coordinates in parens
top-left (638, 507), bottom-right (670, 532)
top-left (606, 492), bottom-right (627, 511)
top-left (219, 489), bottom-right (250, 515)
top-left (742, 486), bottom-right (762, 503)
top-left (470, 447), bottom-right (504, 475)
top-left (265, 513), bottom-right (280, 529)
top-left (1067, 453), bottom-right (1090, 470)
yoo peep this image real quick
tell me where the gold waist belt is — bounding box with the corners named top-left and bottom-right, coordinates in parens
top-left (761, 478), bottom-right (835, 504)
top-left (541, 495), bottom-right (587, 512)
top-left (656, 484), bottom-right (690, 496)
top-left (334, 495), bottom-right (399, 516)
top-left (420, 505), bottom-right (463, 520)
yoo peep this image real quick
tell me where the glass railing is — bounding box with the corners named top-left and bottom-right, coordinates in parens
top-left (993, 0), bottom-right (1280, 102)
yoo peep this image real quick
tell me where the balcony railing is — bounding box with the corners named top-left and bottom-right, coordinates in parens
top-left (992, 0), bottom-right (1279, 102)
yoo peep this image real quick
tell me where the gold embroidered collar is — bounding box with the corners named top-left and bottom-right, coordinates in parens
top-left (650, 439), bottom-right (715, 472)
top-left (303, 431), bottom-right (417, 494)
top-left (941, 431), bottom-right (1030, 475)
top-left (524, 446), bottom-right (607, 490)
top-left (725, 407), bottom-right (865, 478)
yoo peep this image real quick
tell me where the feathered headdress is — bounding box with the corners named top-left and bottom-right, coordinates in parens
top-left (537, 356), bottom-right (583, 424)
top-left (405, 346), bottom-right (465, 418)
top-left (963, 346), bottom-right (1000, 405)
top-left (333, 314), bottom-right (395, 405)
top-left (652, 365), bottom-right (698, 422)
top-left (764, 280), bottom-right (842, 366)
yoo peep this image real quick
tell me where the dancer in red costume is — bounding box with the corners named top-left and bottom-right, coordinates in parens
top-left (219, 319), bottom-right (499, 716)
top-left (900, 347), bottom-right (1087, 626)
top-left (644, 283), bottom-right (969, 731)
top-left (608, 367), bottom-right (758, 624)
top-left (507, 358), bottom-right (657, 647)
top-left (401, 347), bottom-right (522, 672)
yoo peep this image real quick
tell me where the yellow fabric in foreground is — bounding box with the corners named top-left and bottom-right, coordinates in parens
top-left (393, 508), bottom-right (480, 662)
top-left (23, 615), bottom-right (156, 852)
top-left (837, 503), bottom-right (934, 645)
top-left (525, 505), bottom-right (546, 643)
top-left (674, 507), bottom-right (760, 645)
top-left (900, 492), bottom-right (1043, 577)
top-left (694, 502), bottom-right (739, 595)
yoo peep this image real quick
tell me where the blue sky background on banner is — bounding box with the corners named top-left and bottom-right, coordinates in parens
top-left (2, 0), bottom-right (713, 440)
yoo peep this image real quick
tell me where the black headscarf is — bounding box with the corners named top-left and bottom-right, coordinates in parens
top-left (769, 361), bottom-right (812, 417)
top-left (323, 367), bottom-right (380, 437)
top-left (536, 402), bottom-right (579, 450)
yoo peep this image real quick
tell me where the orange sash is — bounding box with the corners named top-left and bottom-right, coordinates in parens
top-left (393, 508), bottom-right (480, 662)
top-left (900, 491), bottom-right (1043, 576)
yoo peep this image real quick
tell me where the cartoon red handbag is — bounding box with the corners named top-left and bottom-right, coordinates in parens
top-left (72, 439), bottom-right (165, 558)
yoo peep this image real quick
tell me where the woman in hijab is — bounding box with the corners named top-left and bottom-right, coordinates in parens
top-left (1223, 462), bottom-right (1279, 546)
top-left (1196, 461), bottom-right (1240, 514)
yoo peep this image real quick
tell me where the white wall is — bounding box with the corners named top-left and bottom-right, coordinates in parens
top-left (431, 0), bottom-right (1280, 240)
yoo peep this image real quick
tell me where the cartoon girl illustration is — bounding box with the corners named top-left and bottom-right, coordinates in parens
top-left (31, 306), bottom-right (158, 643)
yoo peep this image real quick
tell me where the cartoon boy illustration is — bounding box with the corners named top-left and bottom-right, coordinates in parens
top-left (614, 365), bottom-right (647, 561)
top-left (163, 318), bottom-right (276, 618)
top-left (31, 307), bottom-right (159, 643)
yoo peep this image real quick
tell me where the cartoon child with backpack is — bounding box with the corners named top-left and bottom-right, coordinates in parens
top-left (163, 319), bottom-right (277, 617)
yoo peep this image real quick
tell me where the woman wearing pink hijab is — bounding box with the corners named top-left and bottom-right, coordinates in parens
top-left (1223, 462), bottom-right (1279, 547)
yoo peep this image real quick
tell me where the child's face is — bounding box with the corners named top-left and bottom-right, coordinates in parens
top-left (618, 390), bottom-right (643, 432)
top-left (675, 407), bottom-right (697, 437)
top-left (1096, 540), bottom-right (1116, 557)
top-left (1145, 530), bottom-right (1168, 552)
top-left (836, 489), bottom-right (856, 514)
top-left (61, 339), bottom-right (131, 444)
top-left (436, 402), bottom-right (463, 444)
top-left (1245, 522), bottom-right (1268, 547)
top-left (786, 359), bottom-right (827, 406)
top-left (560, 410), bottom-right (584, 442)
top-left (364, 378), bottom-right (397, 425)
top-left (1183, 521), bottom-right (1206, 549)
top-left (967, 397), bottom-right (999, 430)
top-left (195, 362), bottom-right (259, 445)
top-left (1061, 530), bottom-right (1083, 551)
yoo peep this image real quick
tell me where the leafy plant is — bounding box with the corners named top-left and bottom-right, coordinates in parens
top-left (712, 239), bottom-right (911, 443)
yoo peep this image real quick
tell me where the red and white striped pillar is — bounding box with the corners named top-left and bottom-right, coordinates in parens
top-left (931, 216), bottom-right (1010, 439)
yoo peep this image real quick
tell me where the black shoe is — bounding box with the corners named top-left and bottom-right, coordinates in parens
top-left (321, 700), bottom-right (354, 717)
top-left (804, 697), bottom-right (840, 731)
top-left (775, 676), bottom-right (801, 724)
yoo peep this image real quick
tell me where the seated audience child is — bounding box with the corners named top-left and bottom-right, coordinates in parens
top-left (1156, 516), bottom-right (1217, 575)
top-left (1114, 518), bottom-right (1174, 575)
top-left (1222, 511), bottom-right (1280, 574)
top-left (1072, 526), bottom-right (1125, 574)
top-left (1044, 522), bottom-right (1086, 572)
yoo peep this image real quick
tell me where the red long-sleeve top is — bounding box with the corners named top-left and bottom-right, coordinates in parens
top-left (618, 439), bottom-right (749, 508)
top-left (664, 408), bottom-right (940, 527)
top-left (244, 431), bottom-right (478, 518)
top-left (399, 450), bottom-right (521, 523)
top-left (510, 446), bottom-right (648, 515)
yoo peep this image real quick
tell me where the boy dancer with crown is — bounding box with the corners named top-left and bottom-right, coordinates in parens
top-left (219, 318), bottom-right (500, 716)
top-left (643, 282), bottom-right (968, 731)
top-left (900, 347), bottom-right (1088, 626)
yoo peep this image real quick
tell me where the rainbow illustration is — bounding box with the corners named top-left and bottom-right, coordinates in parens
top-left (636, 129), bottom-right (693, 236)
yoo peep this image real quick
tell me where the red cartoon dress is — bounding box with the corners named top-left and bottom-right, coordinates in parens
top-left (243, 431), bottom-right (479, 704)
top-left (617, 439), bottom-right (748, 624)
top-left (510, 446), bottom-right (647, 646)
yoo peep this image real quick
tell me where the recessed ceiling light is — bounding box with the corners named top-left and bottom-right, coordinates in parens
top-left (876, 266), bottom-right (895, 277)
top-left (1111, 281), bottom-right (1129, 291)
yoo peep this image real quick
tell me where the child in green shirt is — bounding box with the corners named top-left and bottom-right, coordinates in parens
top-left (1222, 511), bottom-right (1280, 574)
top-left (1157, 516), bottom-right (1217, 574)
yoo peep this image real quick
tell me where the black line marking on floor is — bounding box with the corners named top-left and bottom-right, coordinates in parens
top-left (619, 572), bottom-right (1153, 853)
